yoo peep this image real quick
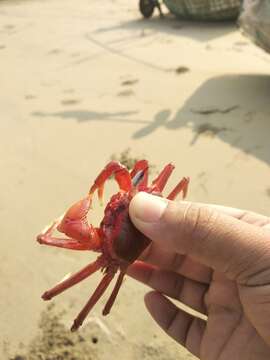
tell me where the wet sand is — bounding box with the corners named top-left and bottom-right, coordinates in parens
top-left (1, 0), bottom-right (270, 359)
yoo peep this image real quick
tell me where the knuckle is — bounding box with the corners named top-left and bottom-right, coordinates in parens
top-left (170, 253), bottom-right (185, 272)
top-left (139, 241), bottom-right (153, 262)
top-left (165, 308), bottom-right (179, 333)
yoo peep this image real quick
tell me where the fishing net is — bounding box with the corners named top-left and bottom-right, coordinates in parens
top-left (239, 0), bottom-right (270, 53)
top-left (164, 0), bottom-right (241, 20)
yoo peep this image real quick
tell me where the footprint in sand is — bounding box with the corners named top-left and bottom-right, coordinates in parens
top-left (48, 48), bottom-right (62, 55)
top-left (117, 89), bottom-right (135, 97)
top-left (4, 24), bottom-right (15, 30)
top-left (234, 41), bottom-right (249, 46)
top-left (25, 94), bottom-right (37, 100)
top-left (175, 66), bottom-right (190, 74)
top-left (121, 79), bottom-right (139, 86)
top-left (61, 99), bottom-right (81, 106)
top-left (63, 89), bottom-right (75, 94)
top-left (70, 52), bottom-right (81, 58)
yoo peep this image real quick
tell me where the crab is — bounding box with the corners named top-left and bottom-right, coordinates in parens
top-left (37, 160), bottom-right (189, 331)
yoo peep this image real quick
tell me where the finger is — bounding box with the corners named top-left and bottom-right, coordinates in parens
top-left (199, 202), bottom-right (270, 227)
top-left (129, 193), bottom-right (270, 286)
top-left (187, 202), bottom-right (257, 219)
top-left (128, 261), bottom-right (208, 315)
top-left (140, 242), bottom-right (212, 284)
top-left (139, 202), bottom-right (270, 284)
top-left (145, 291), bottom-right (206, 358)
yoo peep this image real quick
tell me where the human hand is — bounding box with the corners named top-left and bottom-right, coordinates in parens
top-left (128, 192), bottom-right (270, 360)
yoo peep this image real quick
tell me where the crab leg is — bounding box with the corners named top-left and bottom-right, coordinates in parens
top-left (89, 161), bottom-right (132, 204)
top-left (130, 160), bottom-right (149, 189)
top-left (167, 177), bottom-right (190, 200)
top-left (102, 269), bottom-right (126, 316)
top-left (42, 256), bottom-right (106, 300)
top-left (71, 269), bottom-right (116, 331)
top-left (151, 163), bottom-right (175, 193)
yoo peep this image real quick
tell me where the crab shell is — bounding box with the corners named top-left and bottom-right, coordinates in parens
top-left (100, 191), bottom-right (151, 264)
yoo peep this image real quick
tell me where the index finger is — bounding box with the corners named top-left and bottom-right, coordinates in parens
top-left (140, 243), bottom-right (212, 284)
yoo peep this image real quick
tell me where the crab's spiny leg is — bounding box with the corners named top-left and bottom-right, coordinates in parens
top-left (89, 161), bottom-right (131, 204)
top-left (130, 160), bottom-right (149, 189)
top-left (167, 177), bottom-right (190, 200)
top-left (42, 256), bottom-right (106, 301)
top-left (71, 270), bottom-right (116, 331)
top-left (151, 163), bottom-right (175, 193)
top-left (102, 269), bottom-right (126, 316)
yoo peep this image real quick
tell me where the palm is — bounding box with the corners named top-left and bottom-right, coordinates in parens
top-left (128, 205), bottom-right (270, 359)
top-left (201, 272), bottom-right (269, 359)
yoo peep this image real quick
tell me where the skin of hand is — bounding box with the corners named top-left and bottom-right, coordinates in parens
top-left (128, 192), bottom-right (270, 360)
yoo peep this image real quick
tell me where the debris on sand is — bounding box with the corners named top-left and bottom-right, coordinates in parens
top-left (9, 303), bottom-right (183, 360)
top-left (133, 343), bottom-right (177, 360)
top-left (190, 123), bottom-right (229, 145)
top-left (110, 148), bottom-right (155, 173)
top-left (10, 304), bottom-right (98, 360)
top-left (191, 105), bottom-right (239, 115)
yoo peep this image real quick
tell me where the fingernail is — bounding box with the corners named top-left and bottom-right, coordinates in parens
top-left (130, 192), bottom-right (168, 223)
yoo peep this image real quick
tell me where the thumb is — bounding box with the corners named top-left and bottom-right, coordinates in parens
top-left (129, 192), bottom-right (270, 285)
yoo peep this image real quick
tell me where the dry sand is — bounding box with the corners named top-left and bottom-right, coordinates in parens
top-left (0, 0), bottom-right (270, 359)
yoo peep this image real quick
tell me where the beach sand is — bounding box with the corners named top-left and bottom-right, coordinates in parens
top-left (0, 0), bottom-right (270, 359)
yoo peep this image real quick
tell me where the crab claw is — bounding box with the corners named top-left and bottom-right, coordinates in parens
top-left (57, 197), bottom-right (100, 249)
top-left (89, 161), bottom-right (132, 205)
top-left (36, 215), bottom-right (64, 244)
top-left (57, 197), bottom-right (90, 231)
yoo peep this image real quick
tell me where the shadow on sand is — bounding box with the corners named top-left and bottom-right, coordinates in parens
top-left (133, 74), bottom-right (270, 165)
top-left (32, 109), bottom-right (148, 125)
top-left (94, 15), bottom-right (236, 43)
top-left (32, 75), bottom-right (270, 166)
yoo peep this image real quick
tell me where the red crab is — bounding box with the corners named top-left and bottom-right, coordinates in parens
top-left (37, 160), bottom-right (189, 331)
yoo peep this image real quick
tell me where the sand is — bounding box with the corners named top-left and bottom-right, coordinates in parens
top-left (0, 0), bottom-right (270, 359)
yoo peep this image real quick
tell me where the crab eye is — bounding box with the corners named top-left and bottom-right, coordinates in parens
top-left (132, 170), bottom-right (145, 187)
